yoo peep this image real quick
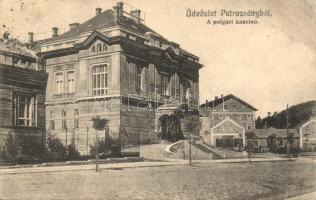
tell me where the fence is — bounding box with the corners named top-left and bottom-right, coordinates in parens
top-left (0, 125), bottom-right (140, 165)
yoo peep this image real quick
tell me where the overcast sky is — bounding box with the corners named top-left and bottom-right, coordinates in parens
top-left (1, 0), bottom-right (315, 117)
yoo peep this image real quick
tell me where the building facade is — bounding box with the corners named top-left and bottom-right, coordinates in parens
top-left (255, 128), bottom-right (300, 153)
top-left (200, 94), bottom-right (257, 148)
top-left (36, 3), bottom-right (202, 155)
top-left (0, 34), bottom-right (47, 161)
top-left (298, 118), bottom-right (316, 152)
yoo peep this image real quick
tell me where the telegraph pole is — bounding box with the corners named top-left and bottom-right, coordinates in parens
top-left (86, 126), bottom-right (89, 156)
top-left (286, 104), bottom-right (291, 160)
top-left (189, 134), bottom-right (192, 166)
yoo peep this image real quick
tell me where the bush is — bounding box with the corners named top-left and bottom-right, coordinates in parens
top-left (89, 136), bottom-right (121, 158)
top-left (46, 133), bottom-right (66, 160)
top-left (0, 133), bottom-right (16, 162)
top-left (67, 144), bottom-right (80, 160)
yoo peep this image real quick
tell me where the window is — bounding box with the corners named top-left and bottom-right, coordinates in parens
top-left (62, 119), bottom-right (67, 130)
top-left (61, 109), bottom-right (67, 129)
top-left (161, 74), bottom-right (169, 96)
top-left (97, 43), bottom-right (102, 52)
top-left (74, 118), bottom-right (79, 129)
top-left (224, 105), bottom-right (227, 110)
top-left (91, 46), bottom-right (96, 53)
top-left (247, 114), bottom-right (251, 120)
top-left (62, 109), bottom-right (66, 117)
top-left (92, 64), bottom-right (108, 96)
top-left (13, 95), bottom-right (36, 127)
top-left (50, 110), bottom-right (54, 118)
top-left (127, 63), bottom-right (131, 88)
top-left (74, 108), bottom-right (79, 115)
top-left (67, 71), bottom-right (75, 93)
top-left (50, 120), bottom-right (55, 129)
top-left (238, 114), bottom-right (242, 120)
top-left (247, 124), bottom-right (252, 130)
top-left (136, 66), bottom-right (142, 92)
top-left (103, 44), bottom-right (107, 51)
top-left (233, 104), bottom-right (237, 110)
top-left (55, 72), bottom-right (64, 94)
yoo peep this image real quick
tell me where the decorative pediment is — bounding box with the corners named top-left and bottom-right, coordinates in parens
top-left (88, 40), bottom-right (109, 53)
top-left (78, 31), bottom-right (111, 51)
top-left (163, 46), bottom-right (177, 60)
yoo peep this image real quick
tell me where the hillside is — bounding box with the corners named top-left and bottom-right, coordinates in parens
top-left (256, 100), bottom-right (316, 129)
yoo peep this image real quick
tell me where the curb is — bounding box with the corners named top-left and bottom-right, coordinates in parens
top-left (0, 157), bottom-right (144, 170)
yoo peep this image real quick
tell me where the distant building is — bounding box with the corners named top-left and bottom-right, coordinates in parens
top-left (0, 33), bottom-right (47, 160)
top-left (297, 117), bottom-right (316, 152)
top-left (255, 127), bottom-right (300, 152)
top-left (35, 3), bottom-right (202, 155)
top-left (199, 94), bottom-right (257, 148)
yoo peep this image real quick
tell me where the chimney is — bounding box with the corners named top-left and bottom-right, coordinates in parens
top-left (52, 27), bottom-right (59, 38)
top-left (130, 9), bottom-right (141, 23)
top-left (28, 32), bottom-right (34, 44)
top-left (69, 23), bottom-right (80, 30)
top-left (116, 2), bottom-right (124, 16)
top-left (96, 7), bottom-right (102, 16)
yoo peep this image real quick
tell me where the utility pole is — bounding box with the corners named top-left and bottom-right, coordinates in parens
top-left (286, 104), bottom-right (291, 160)
top-left (86, 126), bottom-right (89, 156)
top-left (189, 134), bottom-right (192, 166)
top-left (65, 127), bottom-right (68, 157)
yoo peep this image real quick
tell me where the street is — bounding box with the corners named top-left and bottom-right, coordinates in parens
top-left (0, 160), bottom-right (315, 200)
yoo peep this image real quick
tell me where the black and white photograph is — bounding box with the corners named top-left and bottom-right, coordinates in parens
top-left (0, 0), bottom-right (315, 199)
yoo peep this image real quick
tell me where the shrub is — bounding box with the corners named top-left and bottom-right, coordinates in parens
top-left (66, 144), bottom-right (80, 160)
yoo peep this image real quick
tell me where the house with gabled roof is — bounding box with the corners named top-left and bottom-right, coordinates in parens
top-left (33, 2), bottom-right (203, 155)
top-left (200, 94), bottom-right (257, 148)
top-left (296, 117), bottom-right (316, 152)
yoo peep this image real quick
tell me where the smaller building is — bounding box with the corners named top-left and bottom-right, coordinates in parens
top-left (203, 117), bottom-right (245, 149)
top-left (200, 94), bottom-right (257, 148)
top-left (297, 117), bottom-right (316, 152)
top-left (0, 33), bottom-right (47, 162)
top-left (255, 128), bottom-right (300, 153)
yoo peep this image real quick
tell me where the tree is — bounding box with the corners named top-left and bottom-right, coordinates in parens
top-left (267, 134), bottom-right (277, 153)
top-left (245, 131), bottom-right (256, 164)
top-left (287, 132), bottom-right (295, 161)
top-left (91, 116), bottom-right (109, 172)
top-left (255, 116), bottom-right (262, 129)
top-left (1, 133), bottom-right (16, 164)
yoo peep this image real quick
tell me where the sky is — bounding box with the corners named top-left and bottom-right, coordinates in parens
top-left (0, 0), bottom-right (315, 117)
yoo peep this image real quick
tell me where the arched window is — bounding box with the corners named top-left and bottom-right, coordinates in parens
top-left (91, 46), bottom-right (96, 53)
top-left (103, 44), bottom-right (107, 51)
top-left (97, 43), bottom-right (102, 52)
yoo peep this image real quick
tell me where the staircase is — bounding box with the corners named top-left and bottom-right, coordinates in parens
top-left (195, 143), bottom-right (227, 159)
top-left (201, 143), bottom-right (243, 159)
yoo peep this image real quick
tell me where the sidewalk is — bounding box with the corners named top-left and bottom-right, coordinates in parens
top-left (0, 157), bottom-right (302, 175)
top-left (287, 192), bottom-right (316, 200)
top-left (0, 160), bottom-right (187, 175)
